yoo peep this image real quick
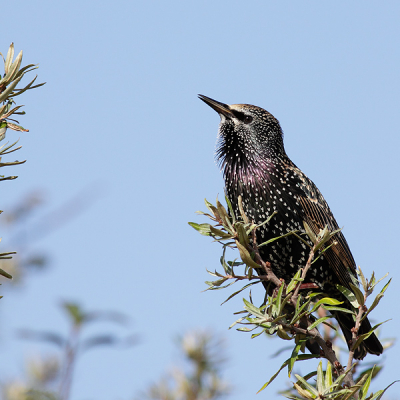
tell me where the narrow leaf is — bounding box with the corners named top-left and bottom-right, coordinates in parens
top-left (294, 374), bottom-right (319, 396)
top-left (307, 316), bottom-right (331, 330)
top-left (237, 195), bottom-right (249, 223)
top-left (310, 297), bottom-right (343, 313)
top-left (303, 221), bottom-right (317, 244)
top-left (349, 282), bottom-right (365, 307)
top-left (286, 269), bottom-right (302, 293)
top-left (188, 222), bottom-right (211, 236)
top-left (0, 268), bottom-right (12, 279)
top-left (243, 298), bottom-right (264, 317)
top-left (316, 361), bottom-right (325, 393)
top-left (367, 380), bottom-right (399, 400)
top-left (225, 195), bottom-right (236, 223)
top-left (352, 320), bottom-right (390, 351)
top-left (360, 293), bottom-right (383, 322)
top-left (257, 359), bottom-right (289, 393)
top-left (236, 241), bottom-right (260, 269)
top-left (221, 282), bottom-right (258, 305)
top-left (336, 284), bottom-right (359, 308)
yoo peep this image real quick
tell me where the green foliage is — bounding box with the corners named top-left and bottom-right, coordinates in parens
top-left (189, 197), bottom-right (395, 399)
top-left (0, 43), bottom-right (45, 285)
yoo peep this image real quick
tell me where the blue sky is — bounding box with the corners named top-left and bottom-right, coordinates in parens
top-left (0, 1), bottom-right (399, 399)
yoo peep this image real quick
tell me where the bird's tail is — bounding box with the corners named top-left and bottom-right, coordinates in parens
top-left (334, 311), bottom-right (383, 360)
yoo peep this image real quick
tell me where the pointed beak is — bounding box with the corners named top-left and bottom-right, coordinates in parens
top-left (198, 94), bottom-right (233, 118)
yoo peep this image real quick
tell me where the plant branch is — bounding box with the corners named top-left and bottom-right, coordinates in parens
top-left (249, 227), bottom-right (357, 389)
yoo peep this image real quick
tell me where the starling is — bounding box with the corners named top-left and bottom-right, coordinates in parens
top-left (199, 94), bottom-right (383, 360)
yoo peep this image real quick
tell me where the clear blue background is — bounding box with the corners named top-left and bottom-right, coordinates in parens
top-left (0, 1), bottom-right (399, 399)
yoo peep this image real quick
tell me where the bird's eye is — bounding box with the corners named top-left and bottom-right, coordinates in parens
top-left (243, 115), bottom-right (253, 124)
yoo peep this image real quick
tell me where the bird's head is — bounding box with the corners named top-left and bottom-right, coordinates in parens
top-left (198, 95), bottom-right (286, 171)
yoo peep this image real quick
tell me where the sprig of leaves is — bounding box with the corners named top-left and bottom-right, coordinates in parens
top-left (190, 197), bottom-right (394, 399)
top-left (0, 44), bottom-right (45, 284)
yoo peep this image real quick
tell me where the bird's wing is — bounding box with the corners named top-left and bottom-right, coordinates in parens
top-left (297, 194), bottom-right (357, 289)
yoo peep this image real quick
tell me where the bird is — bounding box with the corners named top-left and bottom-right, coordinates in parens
top-left (198, 94), bottom-right (383, 360)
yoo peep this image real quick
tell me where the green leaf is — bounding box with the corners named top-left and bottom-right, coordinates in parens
top-left (361, 293), bottom-right (383, 322)
top-left (280, 292), bottom-right (293, 313)
top-left (238, 195), bottom-right (249, 223)
top-left (325, 361), bottom-right (333, 391)
top-left (62, 302), bottom-right (85, 326)
top-left (205, 268), bottom-right (222, 277)
top-left (349, 282), bottom-right (365, 307)
top-left (359, 366), bottom-right (374, 400)
top-left (204, 198), bottom-right (220, 220)
top-left (251, 330), bottom-right (266, 339)
top-left (336, 284), bottom-right (359, 308)
top-left (291, 298), bottom-right (312, 324)
top-left (293, 383), bottom-right (314, 399)
top-left (188, 222), bottom-right (211, 236)
top-left (292, 231), bottom-right (312, 248)
top-left (229, 314), bottom-right (248, 329)
top-left (209, 226), bottom-right (232, 239)
top-left (258, 359), bottom-right (290, 393)
top-left (367, 380), bottom-right (399, 400)
top-left (294, 374), bottom-right (319, 397)
top-left (243, 298), bottom-right (264, 317)
top-left (256, 210), bottom-right (278, 229)
top-left (379, 277), bottom-right (391, 295)
top-left (236, 327), bottom-right (252, 332)
top-left (2, 50), bottom-right (23, 84)
top-left (276, 281), bottom-right (285, 314)
top-left (358, 267), bottom-right (368, 292)
top-left (0, 126), bottom-right (6, 142)
top-left (258, 353), bottom-right (320, 393)
top-left (277, 325), bottom-right (292, 340)
top-left (258, 230), bottom-right (298, 248)
top-left (361, 278), bottom-right (391, 321)
top-left (221, 282), bottom-right (258, 305)
top-left (313, 226), bottom-right (330, 251)
top-left (286, 269), bottom-right (303, 293)
top-left (225, 195), bottom-right (236, 223)
top-left (316, 361), bottom-right (325, 394)
top-left (209, 277), bottom-right (228, 287)
top-left (216, 197), bottom-right (230, 224)
top-left (236, 241), bottom-right (260, 269)
top-left (0, 74), bottom-right (23, 103)
top-left (322, 305), bottom-right (354, 314)
top-left (288, 339), bottom-right (307, 377)
top-left (310, 297), bottom-right (343, 313)
top-left (303, 221), bottom-right (317, 244)
top-left (4, 43), bottom-right (14, 75)
top-left (245, 223), bottom-right (258, 235)
top-left (311, 242), bottom-right (336, 264)
top-left (235, 222), bottom-right (249, 246)
top-left (352, 320), bottom-right (390, 352)
top-left (307, 316), bottom-right (332, 330)
top-left (0, 268), bottom-right (12, 279)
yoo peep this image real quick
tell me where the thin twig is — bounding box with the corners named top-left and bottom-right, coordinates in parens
top-left (291, 243), bottom-right (317, 306)
top-left (346, 293), bottom-right (367, 393)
